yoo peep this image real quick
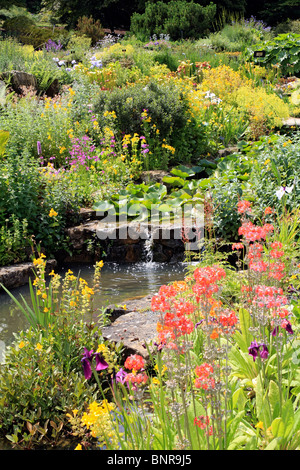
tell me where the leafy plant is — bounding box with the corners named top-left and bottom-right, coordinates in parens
top-left (246, 33), bottom-right (300, 77)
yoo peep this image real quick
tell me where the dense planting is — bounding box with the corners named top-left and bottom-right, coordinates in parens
top-left (0, 11), bottom-right (300, 451)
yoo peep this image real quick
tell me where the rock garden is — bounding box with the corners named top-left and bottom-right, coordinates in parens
top-left (0, 6), bottom-right (300, 451)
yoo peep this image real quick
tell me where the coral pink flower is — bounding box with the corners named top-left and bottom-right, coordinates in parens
top-left (238, 200), bottom-right (252, 214)
top-left (124, 354), bottom-right (145, 371)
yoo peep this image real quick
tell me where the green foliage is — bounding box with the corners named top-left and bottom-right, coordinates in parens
top-left (0, 324), bottom-right (99, 448)
top-left (246, 33), bottom-right (300, 77)
top-left (93, 165), bottom-right (206, 221)
top-left (209, 17), bottom-right (272, 52)
top-left (130, 1), bottom-right (217, 41)
top-left (0, 154), bottom-right (88, 257)
top-left (2, 14), bottom-right (35, 33)
top-left (0, 215), bottom-right (29, 266)
top-left (205, 133), bottom-right (300, 241)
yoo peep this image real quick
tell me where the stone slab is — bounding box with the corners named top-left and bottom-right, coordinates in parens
top-left (102, 294), bottom-right (160, 359)
top-left (0, 259), bottom-right (57, 291)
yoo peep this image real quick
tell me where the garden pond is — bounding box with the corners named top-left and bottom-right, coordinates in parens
top-left (0, 261), bottom-right (189, 362)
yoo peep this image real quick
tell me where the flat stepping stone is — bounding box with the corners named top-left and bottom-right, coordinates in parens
top-left (102, 295), bottom-right (160, 358)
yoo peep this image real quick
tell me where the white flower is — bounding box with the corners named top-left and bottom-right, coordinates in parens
top-left (276, 184), bottom-right (294, 200)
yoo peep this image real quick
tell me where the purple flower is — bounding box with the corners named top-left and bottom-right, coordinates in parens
top-left (248, 340), bottom-right (260, 361)
top-left (195, 319), bottom-right (204, 329)
top-left (284, 321), bottom-right (294, 334)
top-left (37, 141), bottom-right (42, 155)
top-left (81, 347), bottom-right (108, 380)
top-left (248, 341), bottom-right (269, 362)
top-left (81, 347), bottom-right (94, 379)
top-left (260, 344), bottom-right (269, 360)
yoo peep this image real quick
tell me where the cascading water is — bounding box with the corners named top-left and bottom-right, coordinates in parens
top-left (143, 227), bottom-right (154, 265)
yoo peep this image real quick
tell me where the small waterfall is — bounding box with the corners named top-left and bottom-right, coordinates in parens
top-left (143, 228), bottom-right (154, 265)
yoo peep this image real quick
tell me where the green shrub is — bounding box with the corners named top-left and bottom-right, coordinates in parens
top-left (3, 14), bottom-right (35, 34)
top-left (76, 16), bottom-right (104, 46)
top-left (19, 26), bottom-right (68, 49)
top-left (130, 0), bottom-right (216, 41)
top-left (94, 79), bottom-right (188, 142)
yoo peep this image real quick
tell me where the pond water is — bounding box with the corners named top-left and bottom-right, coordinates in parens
top-left (0, 261), bottom-right (189, 362)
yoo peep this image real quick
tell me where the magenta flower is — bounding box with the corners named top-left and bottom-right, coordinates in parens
top-left (272, 321), bottom-right (294, 336)
top-left (115, 368), bottom-right (127, 384)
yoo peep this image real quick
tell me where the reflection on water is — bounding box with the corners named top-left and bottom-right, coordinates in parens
top-left (0, 261), bottom-right (190, 361)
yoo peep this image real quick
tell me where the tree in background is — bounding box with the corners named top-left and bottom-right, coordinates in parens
top-left (130, 1), bottom-right (217, 40)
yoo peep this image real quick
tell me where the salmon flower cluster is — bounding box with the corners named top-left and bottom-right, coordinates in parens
top-left (192, 265), bottom-right (226, 302)
top-left (194, 363), bottom-right (215, 390)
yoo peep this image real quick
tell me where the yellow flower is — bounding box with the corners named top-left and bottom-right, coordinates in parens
top-left (19, 341), bottom-right (26, 348)
top-left (49, 208), bottom-right (58, 217)
top-left (35, 343), bottom-right (43, 351)
top-left (97, 344), bottom-right (107, 353)
top-left (74, 444), bottom-right (82, 450)
top-left (255, 421), bottom-right (264, 430)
